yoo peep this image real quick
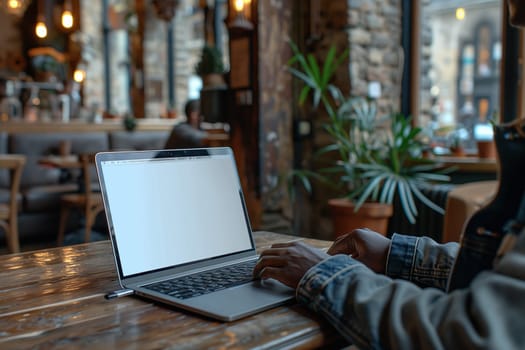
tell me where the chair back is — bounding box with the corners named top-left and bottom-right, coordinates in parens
top-left (79, 153), bottom-right (98, 199)
top-left (0, 154), bottom-right (26, 253)
top-left (57, 153), bottom-right (104, 245)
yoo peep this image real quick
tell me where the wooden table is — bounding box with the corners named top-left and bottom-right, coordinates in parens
top-left (38, 155), bottom-right (81, 169)
top-left (38, 155), bottom-right (84, 193)
top-left (0, 231), bottom-right (346, 349)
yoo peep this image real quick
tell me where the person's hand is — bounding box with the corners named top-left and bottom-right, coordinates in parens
top-left (327, 228), bottom-right (391, 274)
top-left (253, 241), bottom-right (329, 289)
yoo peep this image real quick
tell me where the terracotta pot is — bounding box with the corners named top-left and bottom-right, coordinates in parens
top-left (328, 198), bottom-right (393, 238)
top-left (450, 146), bottom-right (465, 157)
top-left (477, 140), bottom-right (496, 159)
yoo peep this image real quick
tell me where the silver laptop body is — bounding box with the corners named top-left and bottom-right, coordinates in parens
top-left (95, 147), bottom-right (294, 321)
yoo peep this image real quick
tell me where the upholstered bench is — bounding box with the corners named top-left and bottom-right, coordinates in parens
top-left (0, 129), bottom-right (171, 247)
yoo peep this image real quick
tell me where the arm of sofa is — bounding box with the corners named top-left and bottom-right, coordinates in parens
top-left (441, 180), bottom-right (498, 243)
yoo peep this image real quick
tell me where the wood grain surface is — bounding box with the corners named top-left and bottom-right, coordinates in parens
top-left (0, 231), bottom-right (347, 349)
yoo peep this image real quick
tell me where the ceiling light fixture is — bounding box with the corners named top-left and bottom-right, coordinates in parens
top-left (456, 7), bottom-right (466, 21)
top-left (229, 0), bottom-right (253, 31)
top-left (35, 0), bottom-right (48, 39)
top-left (61, 0), bottom-right (74, 29)
top-left (3, 0), bottom-right (30, 17)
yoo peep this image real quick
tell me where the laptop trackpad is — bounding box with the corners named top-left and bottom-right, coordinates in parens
top-left (183, 279), bottom-right (295, 321)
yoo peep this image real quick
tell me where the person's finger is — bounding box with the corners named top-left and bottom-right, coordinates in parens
top-left (258, 266), bottom-right (282, 280)
top-left (327, 235), bottom-right (347, 251)
top-left (257, 266), bottom-right (297, 288)
top-left (333, 232), bottom-right (350, 242)
top-left (327, 235), bottom-right (357, 255)
top-left (253, 255), bottom-right (287, 277)
top-left (327, 238), bottom-right (344, 253)
top-left (258, 247), bottom-right (293, 258)
top-left (257, 255), bottom-right (287, 267)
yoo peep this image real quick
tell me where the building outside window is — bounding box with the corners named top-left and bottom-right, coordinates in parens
top-left (419, 0), bottom-right (502, 154)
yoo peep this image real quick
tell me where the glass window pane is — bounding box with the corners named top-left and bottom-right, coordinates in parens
top-left (419, 0), bottom-right (502, 154)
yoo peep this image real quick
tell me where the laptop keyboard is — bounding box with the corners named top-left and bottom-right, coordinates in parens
top-left (143, 260), bottom-right (257, 299)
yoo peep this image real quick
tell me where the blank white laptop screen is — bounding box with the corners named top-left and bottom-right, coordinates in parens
top-left (100, 153), bottom-right (253, 277)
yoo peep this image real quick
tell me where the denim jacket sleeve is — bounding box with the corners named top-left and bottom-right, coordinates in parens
top-left (385, 233), bottom-right (459, 290)
top-left (297, 232), bottom-right (525, 350)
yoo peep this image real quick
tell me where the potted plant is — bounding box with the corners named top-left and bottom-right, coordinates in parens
top-left (195, 45), bottom-right (227, 123)
top-left (195, 45), bottom-right (226, 88)
top-left (287, 42), bottom-right (450, 236)
top-left (447, 129), bottom-right (467, 157)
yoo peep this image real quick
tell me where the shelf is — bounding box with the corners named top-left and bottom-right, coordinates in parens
top-left (434, 156), bottom-right (497, 173)
top-left (1, 119), bottom-right (178, 133)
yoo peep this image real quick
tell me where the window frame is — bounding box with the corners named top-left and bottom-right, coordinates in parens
top-left (405, 0), bottom-right (523, 126)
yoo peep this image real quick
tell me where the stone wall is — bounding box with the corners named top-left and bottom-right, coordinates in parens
top-left (81, 0), bottom-right (105, 112)
top-left (171, 0), bottom-right (206, 116)
top-left (143, 1), bottom-right (168, 118)
top-left (346, 0), bottom-right (402, 113)
top-left (126, 0), bottom-right (205, 118)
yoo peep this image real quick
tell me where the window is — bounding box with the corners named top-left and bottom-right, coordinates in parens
top-left (418, 0), bottom-right (502, 154)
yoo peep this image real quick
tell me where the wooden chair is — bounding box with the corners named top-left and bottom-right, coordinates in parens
top-left (57, 154), bottom-right (104, 245)
top-left (0, 155), bottom-right (26, 253)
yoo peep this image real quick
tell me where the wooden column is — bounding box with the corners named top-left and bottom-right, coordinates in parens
top-left (227, 0), bottom-right (261, 228)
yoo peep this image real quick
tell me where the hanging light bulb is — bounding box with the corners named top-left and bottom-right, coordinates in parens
top-left (61, 10), bottom-right (73, 29)
top-left (61, 0), bottom-right (74, 29)
top-left (234, 0), bottom-right (244, 12)
top-left (35, 0), bottom-right (47, 39)
top-left (7, 0), bottom-right (22, 10)
top-left (6, 0), bottom-right (30, 17)
top-left (73, 68), bottom-right (86, 83)
top-left (35, 17), bottom-right (48, 38)
top-left (230, 0), bottom-right (253, 31)
top-left (456, 7), bottom-right (466, 21)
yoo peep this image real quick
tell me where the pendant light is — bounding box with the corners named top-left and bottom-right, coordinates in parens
top-left (61, 0), bottom-right (74, 29)
top-left (229, 0), bottom-right (253, 31)
top-left (35, 0), bottom-right (48, 39)
top-left (5, 0), bottom-right (31, 17)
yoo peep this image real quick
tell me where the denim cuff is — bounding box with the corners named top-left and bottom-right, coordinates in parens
top-left (386, 233), bottom-right (419, 281)
top-left (297, 254), bottom-right (361, 305)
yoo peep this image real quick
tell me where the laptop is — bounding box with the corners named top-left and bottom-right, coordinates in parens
top-left (95, 147), bottom-right (294, 321)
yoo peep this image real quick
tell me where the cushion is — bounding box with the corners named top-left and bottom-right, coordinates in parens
top-left (109, 131), bottom-right (170, 151)
top-left (9, 133), bottom-right (109, 188)
top-left (22, 183), bottom-right (78, 213)
top-left (164, 124), bottom-right (208, 149)
top-left (0, 187), bottom-right (23, 210)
